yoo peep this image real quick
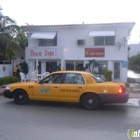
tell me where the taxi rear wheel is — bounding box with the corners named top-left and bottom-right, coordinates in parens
top-left (14, 90), bottom-right (28, 105)
top-left (81, 93), bottom-right (99, 110)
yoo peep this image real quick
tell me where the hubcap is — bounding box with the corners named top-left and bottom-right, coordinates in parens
top-left (88, 99), bottom-right (94, 105)
top-left (19, 94), bottom-right (23, 100)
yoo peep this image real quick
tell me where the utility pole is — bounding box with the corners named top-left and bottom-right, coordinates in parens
top-left (139, 30), bottom-right (140, 44)
top-left (0, 5), bottom-right (2, 14)
top-left (0, 6), bottom-right (3, 33)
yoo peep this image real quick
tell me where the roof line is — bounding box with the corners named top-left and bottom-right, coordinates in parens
top-left (21, 22), bottom-right (135, 28)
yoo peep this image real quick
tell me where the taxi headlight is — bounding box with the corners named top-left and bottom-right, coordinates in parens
top-left (6, 86), bottom-right (12, 90)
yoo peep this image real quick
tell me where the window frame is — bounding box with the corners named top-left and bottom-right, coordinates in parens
top-left (38, 34), bottom-right (57, 46)
top-left (94, 36), bottom-right (115, 46)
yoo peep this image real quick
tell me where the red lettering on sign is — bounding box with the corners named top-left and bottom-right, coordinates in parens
top-left (85, 48), bottom-right (105, 57)
top-left (39, 52), bottom-right (42, 56)
top-left (30, 50), bottom-right (42, 56)
top-left (45, 50), bottom-right (54, 58)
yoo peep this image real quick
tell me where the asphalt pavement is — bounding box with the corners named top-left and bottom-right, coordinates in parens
top-left (0, 96), bottom-right (140, 140)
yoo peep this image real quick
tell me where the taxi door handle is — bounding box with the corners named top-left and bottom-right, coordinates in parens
top-left (54, 86), bottom-right (59, 88)
top-left (78, 86), bottom-right (83, 89)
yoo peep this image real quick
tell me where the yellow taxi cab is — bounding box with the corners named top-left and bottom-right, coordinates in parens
top-left (3, 71), bottom-right (129, 110)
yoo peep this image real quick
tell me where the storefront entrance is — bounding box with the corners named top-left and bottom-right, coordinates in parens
top-left (35, 61), bottom-right (41, 74)
top-left (114, 62), bottom-right (121, 80)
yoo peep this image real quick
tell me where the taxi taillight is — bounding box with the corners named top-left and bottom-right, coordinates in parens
top-left (118, 86), bottom-right (125, 94)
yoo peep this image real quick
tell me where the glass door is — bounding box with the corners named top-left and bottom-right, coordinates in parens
top-left (114, 62), bottom-right (120, 80)
top-left (76, 61), bottom-right (83, 71)
top-left (35, 61), bottom-right (41, 74)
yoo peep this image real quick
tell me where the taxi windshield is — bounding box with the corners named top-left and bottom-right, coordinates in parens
top-left (90, 74), bottom-right (105, 83)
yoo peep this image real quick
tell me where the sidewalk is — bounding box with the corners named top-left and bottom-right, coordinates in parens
top-left (127, 85), bottom-right (140, 99)
top-left (0, 86), bottom-right (6, 95)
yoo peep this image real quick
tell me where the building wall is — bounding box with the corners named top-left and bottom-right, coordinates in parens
top-left (0, 64), bottom-right (13, 77)
top-left (27, 25), bottom-right (128, 51)
top-left (22, 23), bottom-right (135, 82)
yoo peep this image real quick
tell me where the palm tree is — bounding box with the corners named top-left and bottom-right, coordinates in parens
top-left (0, 33), bottom-right (23, 60)
top-left (15, 30), bottom-right (28, 58)
top-left (87, 59), bottom-right (99, 73)
top-left (0, 8), bottom-right (20, 35)
top-left (0, 8), bottom-right (22, 60)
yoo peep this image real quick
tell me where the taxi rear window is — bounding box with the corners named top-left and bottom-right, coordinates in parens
top-left (90, 74), bottom-right (105, 83)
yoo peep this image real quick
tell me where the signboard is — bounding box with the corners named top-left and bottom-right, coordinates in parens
top-left (26, 47), bottom-right (62, 59)
top-left (85, 48), bottom-right (105, 57)
top-left (30, 50), bottom-right (56, 58)
top-left (122, 61), bottom-right (128, 68)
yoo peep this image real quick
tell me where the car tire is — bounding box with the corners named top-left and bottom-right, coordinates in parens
top-left (14, 90), bottom-right (28, 105)
top-left (81, 93), bottom-right (99, 110)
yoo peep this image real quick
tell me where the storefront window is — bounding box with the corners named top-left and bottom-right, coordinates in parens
top-left (66, 61), bottom-right (74, 70)
top-left (76, 62), bottom-right (83, 71)
top-left (98, 61), bottom-right (108, 74)
top-left (66, 61), bottom-right (83, 70)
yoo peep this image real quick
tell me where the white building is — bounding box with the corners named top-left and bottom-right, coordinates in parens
top-left (21, 22), bottom-right (135, 82)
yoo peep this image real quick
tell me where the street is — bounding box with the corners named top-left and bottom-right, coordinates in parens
top-left (0, 96), bottom-right (140, 140)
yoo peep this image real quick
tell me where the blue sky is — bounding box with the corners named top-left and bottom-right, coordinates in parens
top-left (0, 0), bottom-right (140, 43)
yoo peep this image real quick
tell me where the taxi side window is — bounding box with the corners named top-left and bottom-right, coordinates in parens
top-left (64, 73), bottom-right (76, 84)
top-left (64, 73), bottom-right (84, 84)
top-left (42, 74), bottom-right (62, 84)
top-left (76, 74), bottom-right (85, 84)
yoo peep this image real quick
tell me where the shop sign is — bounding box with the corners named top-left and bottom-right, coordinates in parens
top-left (85, 48), bottom-right (105, 57)
top-left (30, 49), bottom-right (58, 58)
top-left (122, 61), bottom-right (128, 68)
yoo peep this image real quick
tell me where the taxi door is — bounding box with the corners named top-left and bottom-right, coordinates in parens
top-left (60, 73), bottom-right (87, 102)
top-left (32, 73), bottom-right (62, 101)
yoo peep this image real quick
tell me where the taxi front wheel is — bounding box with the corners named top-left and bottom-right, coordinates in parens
top-left (14, 90), bottom-right (29, 105)
top-left (81, 93), bottom-right (99, 110)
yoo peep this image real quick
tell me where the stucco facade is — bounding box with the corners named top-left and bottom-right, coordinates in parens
top-left (22, 22), bottom-right (135, 82)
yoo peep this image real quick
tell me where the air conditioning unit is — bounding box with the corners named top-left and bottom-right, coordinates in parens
top-left (77, 39), bottom-right (85, 45)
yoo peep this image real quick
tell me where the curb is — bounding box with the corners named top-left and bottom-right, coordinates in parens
top-left (127, 99), bottom-right (140, 106)
top-left (0, 87), bottom-right (6, 95)
top-left (0, 86), bottom-right (6, 88)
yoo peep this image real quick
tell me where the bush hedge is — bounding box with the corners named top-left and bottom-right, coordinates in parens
top-left (104, 70), bottom-right (113, 81)
top-left (0, 76), bottom-right (18, 86)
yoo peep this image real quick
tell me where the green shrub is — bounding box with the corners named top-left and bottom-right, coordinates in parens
top-left (104, 70), bottom-right (113, 81)
top-left (11, 76), bottom-right (19, 83)
top-left (0, 76), bottom-right (18, 86)
top-left (19, 60), bottom-right (29, 76)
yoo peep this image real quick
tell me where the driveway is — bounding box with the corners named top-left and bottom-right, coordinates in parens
top-left (127, 70), bottom-right (140, 78)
